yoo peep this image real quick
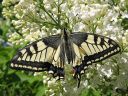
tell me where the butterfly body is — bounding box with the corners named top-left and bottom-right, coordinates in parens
top-left (63, 29), bottom-right (76, 64)
top-left (10, 29), bottom-right (121, 87)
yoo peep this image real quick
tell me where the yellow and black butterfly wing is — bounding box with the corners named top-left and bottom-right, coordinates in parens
top-left (10, 34), bottom-right (64, 79)
top-left (10, 30), bottom-right (121, 87)
top-left (71, 32), bottom-right (121, 87)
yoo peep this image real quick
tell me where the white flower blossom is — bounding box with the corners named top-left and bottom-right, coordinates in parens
top-left (47, 79), bottom-right (56, 87)
top-left (101, 68), bottom-right (112, 78)
top-left (73, 22), bottom-right (85, 31)
top-left (2, 0), bottom-right (128, 95)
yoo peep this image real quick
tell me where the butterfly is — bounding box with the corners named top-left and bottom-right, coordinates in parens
top-left (10, 28), bottom-right (121, 87)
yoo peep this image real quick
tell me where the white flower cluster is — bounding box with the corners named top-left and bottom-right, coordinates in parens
top-left (2, 0), bottom-right (128, 95)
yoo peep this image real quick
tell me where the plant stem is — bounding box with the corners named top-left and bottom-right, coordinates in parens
top-left (39, 5), bottom-right (58, 26)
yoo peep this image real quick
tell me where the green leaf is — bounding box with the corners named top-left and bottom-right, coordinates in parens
top-left (36, 86), bottom-right (45, 96)
top-left (16, 71), bottom-right (43, 84)
top-left (121, 18), bottom-right (128, 30)
top-left (81, 88), bottom-right (101, 96)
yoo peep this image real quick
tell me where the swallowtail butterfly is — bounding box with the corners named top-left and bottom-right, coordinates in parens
top-left (10, 28), bottom-right (121, 87)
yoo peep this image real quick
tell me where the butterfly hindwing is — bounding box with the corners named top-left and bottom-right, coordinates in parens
top-left (10, 34), bottom-right (65, 79)
top-left (71, 32), bottom-right (121, 86)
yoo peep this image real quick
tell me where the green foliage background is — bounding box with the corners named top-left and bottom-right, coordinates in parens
top-left (0, 2), bottom-right (46, 96)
